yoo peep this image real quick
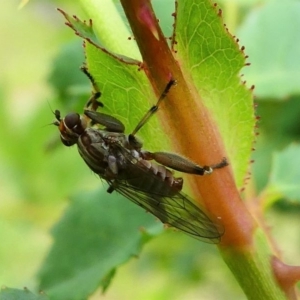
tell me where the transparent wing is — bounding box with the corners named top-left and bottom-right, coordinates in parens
top-left (108, 173), bottom-right (224, 243)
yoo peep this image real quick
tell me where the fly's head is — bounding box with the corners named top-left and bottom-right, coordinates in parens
top-left (53, 110), bottom-right (87, 147)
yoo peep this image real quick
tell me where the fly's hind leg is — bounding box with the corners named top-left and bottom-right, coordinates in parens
top-left (142, 151), bottom-right (228, 176)
top-left (127, 78), bottom-right (228, 175)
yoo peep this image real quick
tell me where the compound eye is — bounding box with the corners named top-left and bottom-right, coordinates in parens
top-left (64, 113), bottom-right (80, 129)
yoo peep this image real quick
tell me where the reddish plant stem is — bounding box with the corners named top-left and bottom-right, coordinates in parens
top-left (272, 257), bottom-right (300, 300)
top-left (120, 0), bottom-right (255, 247)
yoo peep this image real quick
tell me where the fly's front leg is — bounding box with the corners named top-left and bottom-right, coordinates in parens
top-left (142, 151), bottom-right (228, 175)
top-left (84, 110), bottom-right (125, 133)
top-left (80, 66), bottom-right (125, 133)
top-left (81, 66), bottom-right (103, 112)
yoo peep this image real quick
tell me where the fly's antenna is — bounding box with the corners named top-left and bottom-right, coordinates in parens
top-left (46, 100), bottom-right (61, 126)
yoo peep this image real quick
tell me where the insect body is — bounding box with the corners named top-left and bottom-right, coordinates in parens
top-left (54, 67), bottom-right (228, 243)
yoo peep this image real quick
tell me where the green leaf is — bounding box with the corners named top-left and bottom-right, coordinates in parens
top-left (0, 287), bottom-right (48, 300)
top-left (79, 0), bottom-right (255, 188)
top-left (73, 1), bottom-right (141, 59)
top-left (48, 41), bottom-right (88, 108)
top-left (85, 42), bottom-right (171, 152)
top-left (261, 143), bottom-right (300, 207)
top-left (238, 0), bottom-right (300, 99)
top-left (38, 188), bottom-right (162, 300)
top-left (175, 1), bottom-right (254, 187)
top-left (57, 0), bottom-right (255, 188)
top-left (58, 9), bottom-right (141, 65)
top-left (58, 10), bottom-right (171, 152)
top-left (251, 96), bottom-right (300, 192)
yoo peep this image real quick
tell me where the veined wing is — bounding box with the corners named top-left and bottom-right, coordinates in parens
top-left (108, 177), bottom-right (224, 243)
top-left (88, 135), bottom-right (224, 243)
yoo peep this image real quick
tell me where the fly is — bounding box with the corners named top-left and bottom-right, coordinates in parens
top-left (54, 67), bottom-right (228, 243)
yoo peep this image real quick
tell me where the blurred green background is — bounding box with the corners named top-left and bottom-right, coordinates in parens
top-left (1, 0), bottom-right (300, 299)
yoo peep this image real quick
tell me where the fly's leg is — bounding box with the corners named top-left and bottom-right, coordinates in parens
top-left (128, 134), bottom-right (143, 150)
top-left (81, 66), bottom-right (125, 133)
top-left (130, 79), bottom-right (177, 137)
top-left (142, 151), bottom-right (228, 175)
top-left (128, 79), bottom-right (228, 174)
top-left (128, 79), bottom-right (176, 149)
top-left (84, 110), bottom-right (125, 133)
top-left (80, 66), bottom-right (103, 111)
